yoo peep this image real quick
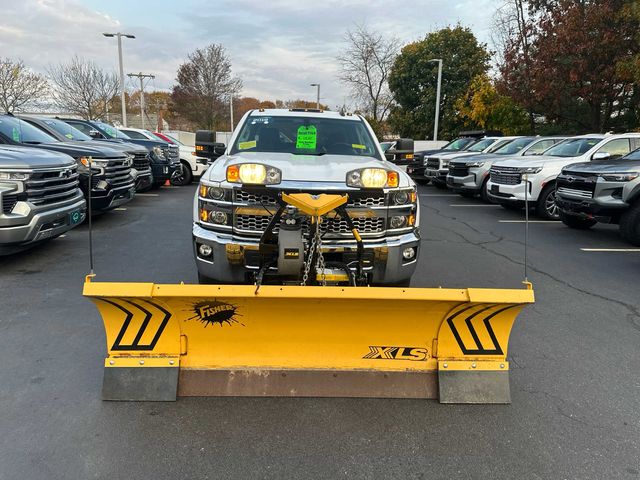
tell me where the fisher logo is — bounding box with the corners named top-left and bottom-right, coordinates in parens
top-left (187, 300), bottom-right (243, 327)
top-left (363, 346), bottom-right (428, 361)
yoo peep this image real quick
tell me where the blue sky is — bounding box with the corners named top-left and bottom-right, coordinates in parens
top-left (0, 0), bottom-right (498, 108)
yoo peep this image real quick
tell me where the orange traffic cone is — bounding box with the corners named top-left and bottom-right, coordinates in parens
top-left (164, 179), bottom-right (171, 186)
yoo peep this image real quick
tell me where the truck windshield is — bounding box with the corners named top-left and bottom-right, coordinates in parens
top-left (42, 118), bottom-right (92, 141)
top-left (0, 116), bottom-right (57, 144)
top-left (443, 138), bottom-right (475, 151)
top-left (544, 138), bottom-right (601, 157)
top-left (623, 149), bottom-right (640, 160)
top-left (493, 137), bottom-right (535, 155)
top-left (230, 115), bottom-right (382, 159)
top-left (93, 121), bottom-right (132, 139)
top-left (467, 138), bottom-right (497, 152)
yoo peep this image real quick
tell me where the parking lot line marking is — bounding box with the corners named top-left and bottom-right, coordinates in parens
top-left (580, 248), bottom-right (640, 252)
top-left (115, 208), bottom-right (127, 211)
top-left (450, 204), bottom-right (501, 207)
top-left (498, 220), bottom-right (558, 223)
top-left (136, 193), bottom-right (159, 197)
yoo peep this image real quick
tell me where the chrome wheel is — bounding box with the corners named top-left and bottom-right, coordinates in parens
top-left (544, 190), bottom-right (559, 219)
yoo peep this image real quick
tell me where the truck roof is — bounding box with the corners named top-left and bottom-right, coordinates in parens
top-left (247, 109), bottom-right (361, 121)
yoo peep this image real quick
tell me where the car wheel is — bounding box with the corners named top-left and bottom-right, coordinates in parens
top-left (619, 201), bottom-right (640, 246)
top-left (171, 162), bottom-right (193, 186)
top-left (480, 178), bottom-right (491, 203)
top-left (560, 211), bottom-right (597, 230)
top-left (536, 184), bottom-right (560, 220)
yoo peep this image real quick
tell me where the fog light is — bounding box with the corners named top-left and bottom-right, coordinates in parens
top-left (392, 191), bottom-right (409, 205)
top-left (402, 247), bottom-right (415, 260)
top-left (211, 211), bottom-right (228, 224)
top-left (199, 244), bottom-right (213, 257)
top-left (390, 215), bottom-right (407, 229)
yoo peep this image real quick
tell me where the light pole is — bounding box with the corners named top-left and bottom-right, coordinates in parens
top-left (230, 96), bottom-right (234, 132)
top-left (103, 32), bottom-right (135, 126)
top-left (428, 59), bottom-right (443, 141)
top-left (310, 83), bottom-right (320, 109)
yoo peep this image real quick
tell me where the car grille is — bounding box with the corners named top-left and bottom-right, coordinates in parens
top-left (2, 194), bottom-right (18, 214)
top-left (104, 157), bottom-right (134, 189)
top-left (426, 158), bottom-right (440, 170)
top-left (234, 190), bottom-right (386, 207)
top-left (234, 214), bottom-right (385, 235)
top-left (448, 165), bottom-right (469, 177)
top-left (132, 152), bottom-right (151, 173)
top-left (24, 166), bottom-right (80, 206)
top-left (556, 187), bottom-right (593, 199)
top-left (557, 172), bottom-right (597, 194)
top-left (490, 167), bottom-right (522, 185)
top-left (166, 145), bottom-right (180, 163)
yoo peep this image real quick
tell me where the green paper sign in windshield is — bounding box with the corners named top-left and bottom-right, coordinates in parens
top-left (12, 127), bottom-right (20, 142)
top-left (296, 125), bottom-right (317, 150)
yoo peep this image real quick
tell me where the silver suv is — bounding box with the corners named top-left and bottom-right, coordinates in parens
top-left (556, 149), bottom-right (640, 245)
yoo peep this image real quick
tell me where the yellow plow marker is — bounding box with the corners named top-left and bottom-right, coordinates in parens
top-left (84, 277), bottom-right (534, 403)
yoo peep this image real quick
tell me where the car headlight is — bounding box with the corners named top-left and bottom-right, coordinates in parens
top-left (152, 146), bottom-right (165, 159)
top-left (518, 166), bottom-right (543, 174)
top-left (226, 164), bottom-right (282, 185)
top-left (78, 157), bottom-right (108, 167)
top-left (466, 161), bottom-right (485, 168)
top-left (601, 173), bottom-right (639, 182)
top-left (0, 171), bottom-right (29, 181)
top-left (346, 168), bottom-right (399, 188)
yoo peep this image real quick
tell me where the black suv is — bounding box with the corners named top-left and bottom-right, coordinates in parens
top-left (0, 115), bottom-right (135, 211)
top-left (18, 115), bottom-right (152, 192)
top-left (61, 118), bottom-right (179, 188)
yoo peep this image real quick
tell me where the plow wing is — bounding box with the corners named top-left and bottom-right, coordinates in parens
top-left (84, 279), bottom-right (534, 403)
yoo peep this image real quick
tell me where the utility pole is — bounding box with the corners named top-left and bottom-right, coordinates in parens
top-left (103, 32), bottom-right (135, 126)
top-left (127, 72), bottom-right (155, 129)
top-left (230, 96), bottom-right (234, 132)
top-left (428, 59), bottom-right (443, 141)
top-left (310, 83), bottom-right (320, 109)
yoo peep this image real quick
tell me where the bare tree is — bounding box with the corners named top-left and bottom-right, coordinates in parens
top-left (171, 44), bottom-right (243, 129)
top-left (48, 56), bottom-right (119, 119)
top-left (0, 58), bottom-right (49, 113)
top-left (336, 25), bottom-right (401, 122)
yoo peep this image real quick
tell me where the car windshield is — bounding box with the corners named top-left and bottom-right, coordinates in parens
top-left (467, 138), bottom-right (497, 152)
top-left (493, 137), bottom-right (536, 155)
top-left (93, 121), bottom-right (131, 139)
top-left (42, 118), bottom-right (92, 141)
top-left (0, 116), bottom-right (57, 144)
top-left (544, 138), bottom-right (601, 157)
top-left (230, 115), bottom-right (381, 159)
top-left (443, 138), bottom-right (475, 151)
top-left (380, 142), bottom-right (394, 152)
top-left (622, 149), bottom-right (640, 160)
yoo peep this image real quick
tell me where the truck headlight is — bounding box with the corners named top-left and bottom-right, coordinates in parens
top-left (153, 146), bottom-right (165, 159)
top-left (199, 185), bottom-right (226, 200)
top-left (391, 190), bottom-right (417, 205)
top-left (78, 157), bottom-right (108, 167)
top-left (466, 161), bottom-right (485, 168)
top-left (518, 167), bottom-right (543, 174)
top-left (390, 215), bottom-right (407, 229)
top-left (226, 164), bottom-right (281, 185)
top-left (0, 171), bottom-right (28, 181)
top-left (601, 173), bottom-right (638, 182)
top-left (347, 168), bottom-right (399, 188)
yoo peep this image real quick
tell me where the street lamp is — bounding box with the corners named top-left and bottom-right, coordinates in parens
top-left (428, 59), bottom-right (443, 141)
top-left (103, 32), bottom-right (135, 127)
top-left (310, 83), bottom-right (320, 109)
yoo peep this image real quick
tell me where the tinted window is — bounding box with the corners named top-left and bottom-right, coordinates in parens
top-left (467, 138), bottom-right (497, 152)
top-left (595, 138), bottom-right (631, 158)
top-left (493, 137), bottom-right (535, 155)
top-left (523, 139), bottom-right (557, 155)
top-left (623, 148), bottom-right (640, 160)
top-left (121, 130), bottom-right (148, 140)
top-left (544, 138), bottom-right (601, 157)
top-left (42, 118), bottom-right (91, 141)
top-left (67, 121), bottom-right (95, 136)
top-left (93, 121), bottom-right (131, 139)
top-left (230, 115), bottom-right (381, 159)
top-left (443, 138), bottom-right (475, 151)
top-left (0, 116), bottom-right (57, 144)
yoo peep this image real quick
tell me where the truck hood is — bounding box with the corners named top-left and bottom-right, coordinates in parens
top-left (26, 141), bottom-right (125, 159)
top-left (563, 159), bottom-right (640, 174)
top-left (0, 145), bottom-right (76, 169)
top-left (205, 152), bottom-right (411, 186)
top-left (81, 140), bottom-right (147, 155)
top-left (493, 155), bottom-right (578, 169)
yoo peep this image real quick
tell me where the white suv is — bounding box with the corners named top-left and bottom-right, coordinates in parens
top-left (487, 134), bottom-right (640, 219)
top-left (119, 127), bottom-right (208, 185)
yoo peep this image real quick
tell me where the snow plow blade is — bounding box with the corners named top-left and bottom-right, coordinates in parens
top-left (83, 277), bottom-right (534, 403)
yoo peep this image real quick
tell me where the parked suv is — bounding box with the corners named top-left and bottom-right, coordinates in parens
top-left (409, 137), bottom-right (479, 182)
top-left (61, 119), bottom-right (179, 188)
top-left (447, 136), bottom-right (565, 201)
top-left (0, 115), bottom-right (135, 212)
top-left (487, 134), bottom-right (640, 219)
top-left (556, 149), bottom-right (640, 244)
top-left (18, 115), bottom-right (152, 192)
top-left (423, 137), bottom-right (519, 188)
top-left (0, 145), bottom-right (86, 254)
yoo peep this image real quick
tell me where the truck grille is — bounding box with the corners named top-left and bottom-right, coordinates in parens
top-left (557, 172), bottom-right (597, 194)
top-left (132, 152), bottom-right (151, 173)
top-left (25, 166), bottom-right (80, 206)
top-left (234, 190), bottom-right (386, 207)
top-left (556, 187), bottom-right (593, 199)
top-left (234, 214), bottom-right (385, 235)
top-left (490, 167), bottom-right (521, 185)
top-left (426, 158), bottom-right (440, 170)
top-left (104, 157), bottom-right (134, 188)
top-left (2, 194), bottom-right (18, 214)
top-left (448, 164), bottom-right (469, 177)
top-left (166, 145), bottom-right (180, 163)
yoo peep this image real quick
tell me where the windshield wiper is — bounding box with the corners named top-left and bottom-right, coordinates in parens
top-left (293, 152), bottom-right (326, 156)
top-left (22, 141), bottom-right (42, 145)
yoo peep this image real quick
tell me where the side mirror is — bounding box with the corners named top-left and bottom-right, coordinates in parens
top-left (88, 129), bottom-right (102, 139)
top-left (592, 152), bottom-right (611, 161)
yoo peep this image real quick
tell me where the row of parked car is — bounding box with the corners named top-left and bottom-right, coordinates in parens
top-left (0, 114), bottom-right (208, 255)
top-left (401, 132), bottom-right (640, 245)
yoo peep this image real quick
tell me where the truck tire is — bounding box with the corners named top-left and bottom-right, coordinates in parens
top-left (480, 178), bottom-right (491, 203)
top-left (619, 201), bottom-right (640, 246)
top-left (560, 211), bottom-right (596, 229)
top-left (171, 161), bottom-right (193, 186)
top-left (536, 184), bottom-right (560, 220)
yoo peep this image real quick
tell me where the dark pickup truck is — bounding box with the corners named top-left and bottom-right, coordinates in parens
top-left (556, 150), bottom-right (640, 245)
top-left (18, 115), bottom-right (152, 192)
top-left (61, 118), bottom-right (180, 188)
top-left (0, 115), bottom-right (135, 212)
top-left (0, 145), bottom-right (86, 254)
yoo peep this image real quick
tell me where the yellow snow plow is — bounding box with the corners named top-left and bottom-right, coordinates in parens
top-left (83, 192), bottom-right (534, 403)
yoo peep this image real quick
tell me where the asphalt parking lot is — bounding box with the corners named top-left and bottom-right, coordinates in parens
top-left (1, 183), bottom-right (639, 479)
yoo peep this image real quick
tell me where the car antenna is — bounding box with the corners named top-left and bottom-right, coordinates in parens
top-left (88, 157), bottom-right (95, 275)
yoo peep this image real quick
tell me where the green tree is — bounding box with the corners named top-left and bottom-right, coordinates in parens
top-left (388, 26), bottom-right (491, 139)
top-left (456, 74), bottom-right (529, 135)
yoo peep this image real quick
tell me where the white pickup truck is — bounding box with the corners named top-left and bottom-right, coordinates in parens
top-left (193, 109), bottom-right (420, 286)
